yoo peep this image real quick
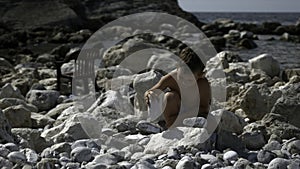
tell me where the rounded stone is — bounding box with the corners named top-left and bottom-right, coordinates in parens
top-left (71, 147), bottom-right (92, 163)
top-left (268, 158), bottom-right (290, 169)
top-left (7, 151), bottom-right (26, 163)
top-left (257, 150), bottom-right (277, 164)
top-left (223, 150), bottom-right (239, 162)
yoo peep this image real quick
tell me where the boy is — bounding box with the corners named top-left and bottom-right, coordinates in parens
top-left (144, 47), bottom-right (211, 129)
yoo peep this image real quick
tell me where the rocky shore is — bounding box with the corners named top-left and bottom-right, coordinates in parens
top-left (1, 0), bottom-right (300, 169)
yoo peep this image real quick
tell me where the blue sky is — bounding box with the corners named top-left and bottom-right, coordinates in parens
top-left (178, 0), bottom-right (300, 12)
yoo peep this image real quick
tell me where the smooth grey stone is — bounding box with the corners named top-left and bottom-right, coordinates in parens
top-left (136, 121), bottom-right (161, 134)
top-left (176, 156), bottom-right (195, 169)
top-left (257, 150), bottom-right (277, 164)
top-left (0, 147), bottom-right (10, 158)
top-left (71, 147), bottom-right (92, 163)
top-left (7, 151), bottom-right (26, 163)
top-left (223, 150), bottom-right (239, 162)
top-left (268, 158), bottom-right (290, 169)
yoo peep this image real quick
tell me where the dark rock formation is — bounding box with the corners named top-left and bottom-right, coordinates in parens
top-left (0, 0), bottom-right (203, 31)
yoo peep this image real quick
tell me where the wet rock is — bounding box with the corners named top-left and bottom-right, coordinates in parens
top-left (26, 90), bottom-right (60, 111)
top-left (7, 151), bottom-right (26, 163)
top-left (3, 105), bottom-right (32, 128)
top-left (257, 150), bottom-right (277, 164)
top-left (71, 147), bottom-right (92, 163)
top-left (136, 121), bottom-right (161, 134)
top-left (262, 22), bottom-right (281, 34)
top-left (249, 54), bottom-right (281, 78)
top-left (209, 36), bottom-right (226, 51)
top-left (238, 38), bottom-right (257, 49)
top-left (144, 127), bottom-right (211, 155)
top-left (0, 83), bottom-right (24, 100)
top-left (240, 31), bottom-right (255, 39)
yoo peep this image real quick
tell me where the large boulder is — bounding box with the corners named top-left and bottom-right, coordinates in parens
top-left (26, 90), bottom-right (60, 112)
top-left (249, 54), bottom-right (281, 78)
top-left (0, 109), bottom-right (14, 143)
top-left (0, 0), bottom-right (85, 29)
top-left (144, 127), bottom-right (211, 155)
top-left (211, 109), bottom-right (246, 134)
top-left (231, 84), bottom-right (282, 121)
top-left (269, 83), bottom-right (300, 128)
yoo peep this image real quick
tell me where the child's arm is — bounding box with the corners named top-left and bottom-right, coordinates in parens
top-left (144, 73), bottom-right (173, 105)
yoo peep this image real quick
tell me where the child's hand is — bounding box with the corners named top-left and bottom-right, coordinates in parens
top-left (144, 90), bottom-right (153, 106)
top-left (144, 89), bottom-right (164, 106)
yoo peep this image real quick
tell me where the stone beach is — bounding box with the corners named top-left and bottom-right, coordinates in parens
top-left (1, 0), bottom-right (300, 169)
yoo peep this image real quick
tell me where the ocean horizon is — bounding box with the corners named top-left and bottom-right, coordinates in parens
top-left (193, 12), bottom-right (300, 25)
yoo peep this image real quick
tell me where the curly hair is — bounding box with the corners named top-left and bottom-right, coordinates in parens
top-left (179, 47), bottom-right (205, 73)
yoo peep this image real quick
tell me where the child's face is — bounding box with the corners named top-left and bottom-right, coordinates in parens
top-left (177, 67), bottom-right (204, 87)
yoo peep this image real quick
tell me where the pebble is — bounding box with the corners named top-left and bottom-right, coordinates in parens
top-left (268, 158), bottom-right (290, 169)
top-left (0, 147), bottom-right (10, 158)
top-left (7, 151), bottom-right (26, 163)
top-left (136, 121), bottom-right (161, 134)
top-left (223, 150), bottom-right (239, 162)
top-left (71, 147), bottom-right (92, 163)
top-left (176, 156), bottom-right (195, 169)
top-left (257, 150), bottom-right (277, 164)
top-left (3, 143), bottom-right (19, 152)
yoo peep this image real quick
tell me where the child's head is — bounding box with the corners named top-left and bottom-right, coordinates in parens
top-left (177, 47), bottom-right (205, 82)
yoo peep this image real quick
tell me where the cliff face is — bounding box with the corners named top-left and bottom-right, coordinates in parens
top-left (0, 0), bottom-right (202, 31)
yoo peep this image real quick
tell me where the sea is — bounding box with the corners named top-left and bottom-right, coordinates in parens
top-left (193, 12), bottom-right (300, 69)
